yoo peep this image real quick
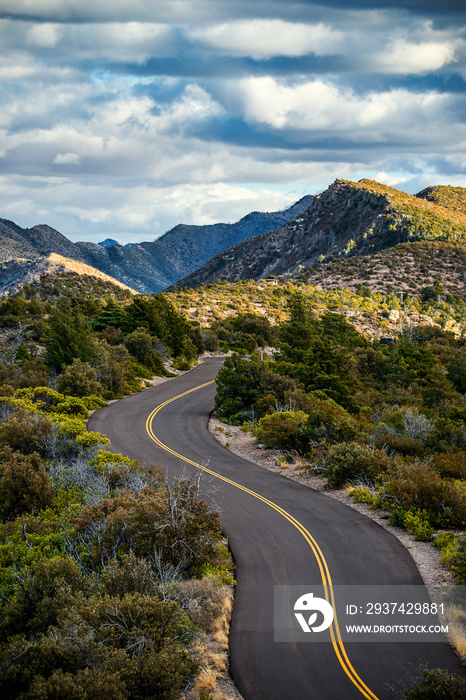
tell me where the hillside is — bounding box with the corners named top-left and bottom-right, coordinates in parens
top-left (175, 180), bottom-right (466, 288)
top-left (294, 240), bottom-right (466, 298)
top-left (0, 196), bottom-right (313, 294)
top-left (168, 264), bottom-right (465, 344)
top-left (417, 185), bottom-right (466, 217)
top-left (0, 253), bottom-right (137, 298)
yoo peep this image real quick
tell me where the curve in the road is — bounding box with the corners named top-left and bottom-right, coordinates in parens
top-left (88, 358), bottom-right (464, 700)
top-left (146, 379), bottom-right (378, 700)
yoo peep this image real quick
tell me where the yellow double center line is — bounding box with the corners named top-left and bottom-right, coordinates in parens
top-left (146, 379), bottom-right (379, 700)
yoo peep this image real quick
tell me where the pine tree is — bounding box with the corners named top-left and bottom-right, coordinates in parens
top-left (44, 299), bottom-right (97, 371)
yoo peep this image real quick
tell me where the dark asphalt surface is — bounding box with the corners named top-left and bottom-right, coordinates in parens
top-left (88, 357), bottom-right (464, 700)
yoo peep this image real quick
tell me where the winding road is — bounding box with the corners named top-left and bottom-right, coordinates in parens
top-left (88, 357), bottom-right (463, 700)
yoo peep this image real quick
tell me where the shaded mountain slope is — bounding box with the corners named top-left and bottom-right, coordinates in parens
top-left (0, 220), bottom-right (82, 262)
top-left (0, 196), bottom-right (313, 294)
top-left (174, 179), bottom-right (466, 288)
top-left (150, 195), bottom-right (314, 282)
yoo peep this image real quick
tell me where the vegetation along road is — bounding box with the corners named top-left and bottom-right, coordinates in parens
top-left (88, 357), bottom-right (463, 700)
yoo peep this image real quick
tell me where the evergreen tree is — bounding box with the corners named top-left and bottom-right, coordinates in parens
top-left (91, 297), bottom-right (127, 331)
top-left (44, 299), bottom-right (97, 371)
top-left (125, 294), bottom-right (198, 359)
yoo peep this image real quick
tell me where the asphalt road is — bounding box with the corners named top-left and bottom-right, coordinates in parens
top-left (88, 357), bottom-right (464, 700)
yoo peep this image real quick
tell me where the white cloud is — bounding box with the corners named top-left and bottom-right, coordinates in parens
top-left (156, 84), bottom-right (224, 132)
top-left (0, 3), bottom-right (465, 246)
top-left (232, 76), bottom-right (455, 142)
top-left (188, 19), bottom-right (343, 59)
top-left (372, 172), bottom-right (409, 187)
top-left (374, 39), bottom-right (457, 74)
top-left (52, 152), bottom-right (81, 164)
top-left (0, 174), bottom-right (313, 242)
top-left (7, 123), bottom-right (104, 158)
top-left (400, 172), bottom-right (466, 194)
top-left (0, 53), bottom-right (37, 82)
top-left (1, 81), bottom-right (226, 183)
top-left (63, 22), bottom-right (174, 62)
top-left (0, 18), bottom-right (175, 63)
top-left (27, 22), bottom-right (61, 47)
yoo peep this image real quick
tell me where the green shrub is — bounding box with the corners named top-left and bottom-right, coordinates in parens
top-left (300, 395), bottom-right (358, 444)
top-left (323, 442), bottom-right (391, 489)
top-left (426, 417), bottom-right (466, 452)
top-left (349, 486), bottom-right (376, 505)
top-left (372, 408), bottom-right (434, 456)
top-left (403, 511), bottom-right (434, 541)
top-left (55, 359), bottom-right (102, 397)
top-left (214, 353), bottom-right (300, 422)
top-left (124, 328), bottom-right (167, 375)
top-left (24, 668), bottom-right (127, 700)
top-left (17, 360), bottom-right (50, 389)
top-left (2, 555), bottom-right (82, 636)
top-left (199, 562), bottom-right (236, 587)
top-left (80, 395), bottom-right (107, 410)
top-left (90, 450), bottom-right (139, 470)
top-left (384, 459), bottom-right (466, 528)
top-left (433, 531), bottom-right (456, 550)
top-left (404, 667), bottom-right (466, 699)
top-left (46, 414), bottom-right (109, 449)
top-left (75, 430), bottom-right (110, 449)
top-left (1, 593), bottom-right (198, 700)
top-left (0, 407), bottom-right (54, 458)
top-left (93, 340), bottom-right (132, 397)
top-left (442, 534), bottom-right (466, 584)
top-left (13, 386), bottom-right (64, 411)
top-left (0, 450), bottom-right (54, 521)
top-left (172, 357), bottom-right (192, 371)
top-left (387, 506), bottom-right (407, 527)
top-left (252, 411), bottom-right (309, 450)
top-left (433, 533), bottom-right (462, 581)
top-left (54, 397), bottom-right (90, 418)
top-left (433, 451), bottom-right (466, 480)
top-left (374, 431), bottom-right (425, 456)
top-left (72, 482), bottom-right (227, 577)
top-left (127, 360), bottom-right (155, 380)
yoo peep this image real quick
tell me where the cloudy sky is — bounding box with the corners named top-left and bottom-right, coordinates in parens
top-left (1, 0), bottom-right (466, 244)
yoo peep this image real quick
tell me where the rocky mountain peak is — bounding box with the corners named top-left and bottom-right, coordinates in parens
top-left (175, 179), bottom-right (466, 289)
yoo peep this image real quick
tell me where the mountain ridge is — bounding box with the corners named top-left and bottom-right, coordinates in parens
top-left (0, 196), bottom-right (313, 294)
top-left (174, 179), bottom-right (466, 288)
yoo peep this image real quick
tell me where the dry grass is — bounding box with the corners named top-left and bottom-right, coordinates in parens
top-left (46, 253), bottom-right (137, 293)
top-left (176, 576), bottom-right (231, 633)
top-left (444, 604), bottom-right (466, 663)
top-left (193, 668), bottom-right (216, 696)
top-left (181, 578), bottom-right (242, 700)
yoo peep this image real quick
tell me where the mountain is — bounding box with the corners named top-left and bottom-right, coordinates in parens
top-left (0, 196), bottom-right (313, 294)
top-left (0, 219), bottom-right (84, 261)
top-left (174, 180), bottom-right (466, 289)
top-left (98, 238), bottom-right (119, 248)
top-left (149, 195), bottom-right (314, 284)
